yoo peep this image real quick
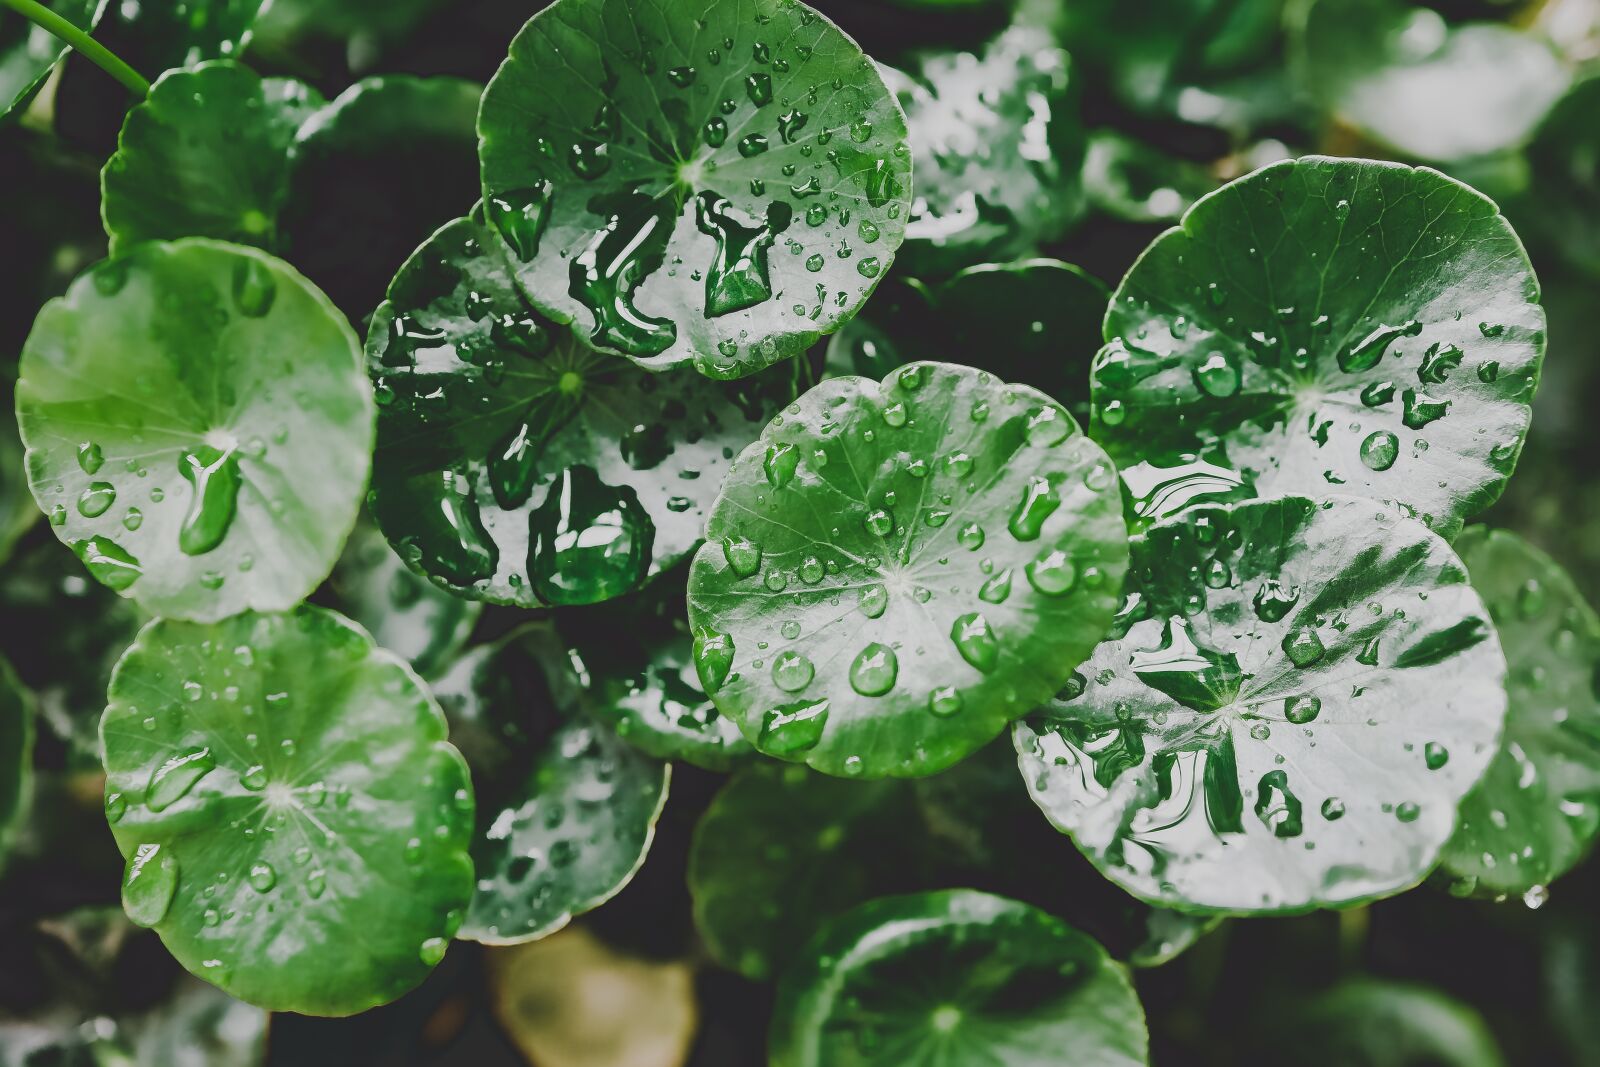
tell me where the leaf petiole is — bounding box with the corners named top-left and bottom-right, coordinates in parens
top-left (1, 0), bottom-right (149, 98)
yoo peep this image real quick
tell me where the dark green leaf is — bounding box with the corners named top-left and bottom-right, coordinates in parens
top-left (1016, 495), bottom-right (1506, 913)
top-left (1092, 156), bottom-right (1545, 538)
top-left (17, 239), bottom-right (372, 621)
top-left (1442, 527), bottom-right (1600, 898)
top-left (1520, 76), bottom-right (1600, 279)
top-left (0, 0), bottom-right (105, 122)
top-left (687, 361), bottom-right (1129, 779)
top-left (477, 0), bottom-right (911, 379)
top-left (888, 26), bottom-right (1085, 275)
top-left (368, 209), bottom-right (794, 609)
top-left (280, 75), bottom-right (482, 318)
top-left (102, 61), bottom-right (323, 255)
top-left (770, 889), bottom-right (1149, 1067)
top-left (100, 606), bottom-right (475, 1015)
top-left (1244, 978), bottom-right (1506, 1067)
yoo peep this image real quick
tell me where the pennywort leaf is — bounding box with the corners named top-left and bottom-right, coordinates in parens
top-left (1016, 495), bottom-right (1507, 913)
top-left (17, 239), bottom-right (372, 622)
top-left (100, 606), bottom-right (475, 1015)
top-left (477, 0), bottom-right (911, 379)
top-left (1092, 156), bottom-right (1545, 538)
top-left (687, 361), bottom-right (1129, 779)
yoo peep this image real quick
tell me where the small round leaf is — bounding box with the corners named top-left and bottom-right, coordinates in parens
top-left (102, 60), bottom-right (324, 254)
top-left (688, 361), bottom-right (1129, 779)
top-left (1092, 156), bottom-right (1545, 538)
top-left (477, 0), bottom-right (911, 379)
top-left (17, 239), bottom-right (372, 621)
top-left (100, 606), bottom-right (475, 1016)
top-left (1442, 527), bottom-right (1600, 897)
top-left (1015, 495), bottom-right (1507, 913)
top-left (770, 889), bottom-right (1149, 1067)
top-left (368, 210), bottom-right (794, 608)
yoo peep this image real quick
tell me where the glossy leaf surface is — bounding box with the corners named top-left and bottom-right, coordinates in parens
top-left (17, 239), bottom-right (372, 621)
top-left (1442, 527), bottom-right (1600, 897)
top-left (688, 361), bottom-right (1128, 779)
top-left (770, 890), bottom-right (1149, 1067)
top-left (102, 61), bottom-right (324, 254)
top-left (1246, 978), bottom-right (1506, 1067)
top-left (1092, 156), bottom-right (1545, 538)
top-left (1016, 495), bottom-right (1506, 913)
top-left (431, 628), bottom-right (669, 945)
top-left (889, 25), bottom-right (1084, 274)
top-left (369, 210), bottom-right (793, 608)
top-left (100, 607), bottom-right (474, 1015)
top-left (477, 0), bottom-right (911, 379)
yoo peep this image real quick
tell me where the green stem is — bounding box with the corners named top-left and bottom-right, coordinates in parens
top-left (1, 0), bottom-right (149, 98)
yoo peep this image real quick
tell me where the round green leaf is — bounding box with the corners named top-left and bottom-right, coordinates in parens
top-left (100, 606), bottom-right (475, 1016)
top-left (280, 75), bottom-right (482, 318)
top-left (430, 628), bottom-right (669, 946)
top-left (16, 239), bottom-right (372, 622)
top-left (1244, 978), bottom-right (1506, 1067)
top-left (557, 573), bottom-right (753, 771)
top-left (477, 0), bottom-right (911, 379)
top-left (1091, 156), bottom-right (1545, 539)
top-left (0, 0), bottom-right (105, 121)
top-left (687, 360), bottom-right (1129, 779)
top-left (1292, 0), bottom-right (1570, 163)
top-left (325, 521), bottom-right (481, 680)
top-left (888, 25), bottom-right (1084, 275)
top-left (0, 653), bottom-right (33, 865)
top-left (102, 61), bottom-right (324, 255)
top-left (688, 761), bottom-right (929, 980)
top-left (770, 889), bottom-right (1149, 1067)
top-left (1441, 527), bottom-right (1600, 897)
top-left (368, 209), bottom-right (794, 609)
top-left (1015, 495), bottom-right (1507, 913)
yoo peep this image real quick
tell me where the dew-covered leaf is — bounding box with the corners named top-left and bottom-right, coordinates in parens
top-left (476, 0), bottom-right (910, 379)
top-left (1015, 495), bottom-right (1507, 913)
top-left (1242, 978), bottom-right (1506, 1067)
top-left (1441, 527), bottom-right (1600, 897)
top-left (770, 889), bottom-right (1149, 1067)
top-left (280, 76), bottom-right (482, 318)
top-left (431, 627), bottom-right (669, 946)
top-left (368, 209), bottom-right (794, 609)
top-left (0, 654), bottom-right (33, 866)
top-left (556, 571), bottom-right (753, 771)
top-left (687, 761), bottom-right (930, 980)
top-left (325, 521), bottom-right (480, 680)
top-left (887, 25), bottom-right (1084, 275)
top-left (1291, 0), bottom-right (1570, 163)
top-left (688, 361), bottom-right (1128, 779)
top-left (826, 259), bottom-right (1107, 418)
top-left (0, 0), bottom-right (105, 122)
top-left (101, 61), bottom-right (323, 255)
top-left (100, 606), bottom-right (475, 1015)
top-left (1091, 156), bottom-right (1545, 538)
top-left (17, 239), bottom-right (372, 622)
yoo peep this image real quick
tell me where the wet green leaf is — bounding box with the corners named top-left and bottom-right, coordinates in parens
top-left (827, 259), bottom-right (1108, 418)
top-left (1016, 495), bottom-right (1507, 913)
top-left (770, 889), bottom-right (1149, 1067)
top-left (1441, 527), bottom-right (1600, 897)
top-left (1091, 156), bottom-right (1545, 538)
top-left (1244, 978), bottom-right (1506, 1067)
top-left (280, 75), bottom-right (482, 318)
top-left (369, 209), bottom-right (794, 609)
top-left (888, 25), bottom-right (1084, 275)
top-left (99, 606), bottom-right (474, 1015)
top-left (0, 654), bottom-right (33, 867)
top-left (687, 761), bottom-right (929, 980)
top-left (687, 361), bottom-right (1128, 779)
top-left (477, 0), bottom-right (911, 379)
top-left (557, 572), bottom-right (753, 771)
top-left (325, 521), bottom-right (480, 680)
top-left (17, 239), bottom-right (372, 622)
top-left (101, 61), bottom-right (324, 255)
top-left (431, 627), bottom-right (669, 946)
top-left (1291, 0), bottom-right (1570, 163)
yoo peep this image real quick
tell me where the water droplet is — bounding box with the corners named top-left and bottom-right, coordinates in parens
top-left (723, 536), bottom-right (762, 577)
top-left (849, 643), bottom-right (898, 696)
top-left (122, 843), bottom-right (178, 927)
top-left (1424, 742), bottom-right (1449, 769)
top-left (781, 620), bottom-right (802, 640)
top-left (528, 466), bottom-right (652, 605)
top-left (306, 870), bottom-right (326, 899)
top-left (77, 442), bottom-right (104, 474)
top-left (1395, 801), bottom-right (1420, 823)
top-left (1008, 476), bottom-right (1059, 541)
top-left (1254, 770), bottom-right (1303, 837)
top-left (759, 699), bottom-right (830, 753)
top-left (694, 628), bottom-right (735, 692)
top-left (177, 446), bottom-right (242, 556)
top-left (1253, 578), bottom-right (1300, 622)
top-left (145, 747), bottom-right (216, 812)
top-left (230, 257), bottom-right (277, 317)
top-left (695, 192), bottom-right (791, 318)
top-left (487, 184), bottom-right (553, 262)
top-left (1320, 797), bottom-right (1345, 821)
top-left (929, 686), bottom-right (962, 717)
top-left (1401, 388), bottom-right (1450, 430)
top-left (738, 133), bottom-right (769, 157)
top-left (1025, 551), bottom-right (1077, 596)
top-left (957, 523), bottom-right (985, 550)
top-left (764, 442), bottom-right (799, 488)
top-left (1192, 352), bottom-right (1240, 397)
top-left (864, 509), bottom-right (893, 538)
top-left (1284, 694), bottom-right (1321, 724)
top-left (1282, 628), bottom-right (1325, 667)
top-left (570, 190), bottom-right (677, 355)
top-left (950, 613), bottom-right (999, 673)
top-left (105, 792), bottom-right (127, 822)
top-left (772, 651), bottom-right (815, 693)
top-left (76, 481), bottom-right (116, 517)
top-left (1025, 405), bottom-right (1071, 446)
top-left (420, 936), bottom-right (448, 966)
top-left (978, 570), bottom-right (1011, 604)
top-left (240, 765), bottom-right (267, 791)
top-left (248, 862), bottom-right (277, 892)
top-left (745, 72), bottom-right (772, 106)
top-left (1359, 431), bottom-right (1399, 472)
top-left (882, 401), bottom-right (908, 427)
top-left (859, 584), bottom-right (887, 618)
top-left (1338, 320), bottom-right (1421, 373)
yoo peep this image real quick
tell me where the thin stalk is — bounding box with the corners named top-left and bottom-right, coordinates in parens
top-left (1, 0), bottom-right (149, 98)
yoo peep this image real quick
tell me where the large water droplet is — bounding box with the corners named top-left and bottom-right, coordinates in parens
top-left (1282, 628), bottom-right (1325, 667)
top-left (929, 686), bottom-right (963, 717)
top-left (694, 627), bottom-right (735, 692)
top-left (73, 536), bottom-right (142, 590)
top-left (77, 481), bottom-right (116, 517)
top-left (1359, 430), bottom-right (1399, 471)
top-left (950, 613), bottom-right (999, 673)
top-left (771, 651), bottom-right (815, 693)
top-left (77, 441), bottom-right (104, 474)
top-left (1284, 694), bottom-right (1321, 724)
top-left (528, 465), bottom-right (653, 605)
top-left (764, 442), bottom-right (799, 488)
top-left (412, 470), bottom-right (497, 586)
top-left (859, 584), bottom-right (888, 618)
top-left (1424, 741), bottom-right (1449, 770)
top-left (178, 446), bottom-right (242, 556)
top-left (248, 861), bottom-right (277, 893)
top-left (1401, 388), bottom-right (1450, 430)
top-left (759, 698), bottom-right (830, 754)
top-left (1008, 476), bottom-right (1059, 541)
top-left (122, 843), bottom-right (178, 927)
top-left (1025, 550), bottom-right (1078, 596)
top-left (486, 184), bottom-right (553, 262)
top-left (146, 747), bottom-right (216, 812)
top-left (978, 570), bottom-right (1011, 604)
top-left (1192, 352), bottom-right (1240, 397)
top-left (696, 193), bottom-right (792, 317)
top-left (722, 536), bottom-right (762, 578)
top-left (231, 257), bottom-right (277, 317)
top-left (1252, 578), bottom-right (1300, 622)
top-left (1338, 320), bottom-right (1421, 373)
top-left (1254, 771), bottom-right (1303, 837)
top-left (849, 643), bottom-right (898, 696)
top-left (569, 190), bottom-right (676, 357)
